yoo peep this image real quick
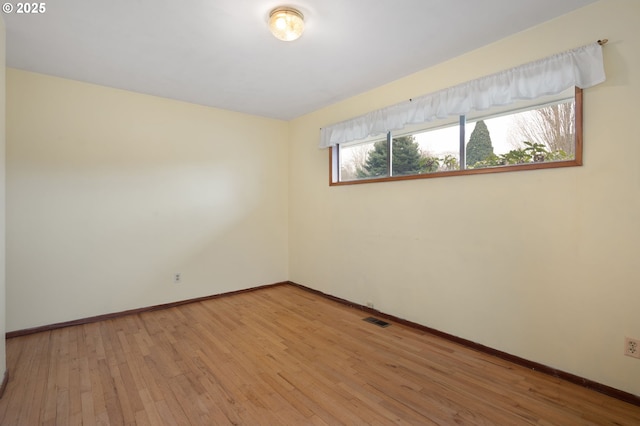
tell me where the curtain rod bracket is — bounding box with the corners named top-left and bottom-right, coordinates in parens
top-left (598, 39), bottom-right (608, 46)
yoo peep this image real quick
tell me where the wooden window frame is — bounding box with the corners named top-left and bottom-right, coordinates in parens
top-left (330, 87), bottom-right (583, 186)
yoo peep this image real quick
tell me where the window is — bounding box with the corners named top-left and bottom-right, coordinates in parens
top-left (331, 87), bottom-right (582, 185)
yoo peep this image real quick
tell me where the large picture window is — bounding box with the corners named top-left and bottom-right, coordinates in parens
top-left (323, 42), bottom-right (605, 186)
top-left (331, 87), bottom-right (582, 185)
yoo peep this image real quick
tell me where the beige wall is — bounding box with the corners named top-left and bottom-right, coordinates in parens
top-left (6, 70), bottom-right (289, 331)
top-left (0, 15), bottom-right (6, 383)
top-left (289, 0), bottom-right (640, 396)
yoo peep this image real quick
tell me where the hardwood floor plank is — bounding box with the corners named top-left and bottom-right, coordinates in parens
top-left (1, 284), bottom-right (639, 425)
top-left (96, 357), bottom-right (125, 426)
top-left (19, 333), bottom-right (50, 425)
top-left (41, 334), bottom-right (59, 424)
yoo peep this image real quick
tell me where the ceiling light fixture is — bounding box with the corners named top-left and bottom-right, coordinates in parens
top-left (269, 7), bottom-right (305, 41)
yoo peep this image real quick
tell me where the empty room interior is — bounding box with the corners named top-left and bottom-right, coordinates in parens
top-left (0, 0), bottom-right (639, 424)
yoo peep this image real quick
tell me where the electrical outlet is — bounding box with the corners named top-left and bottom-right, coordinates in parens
top-left (366, 301), bottom-right (374, 309)
top-left (174, 272), bottom-right (182, 284)
top-left (624, 337), bottom-right (640, 359)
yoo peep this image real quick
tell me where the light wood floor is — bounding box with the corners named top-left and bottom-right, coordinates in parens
top-left (1, 285), bottom-right (639, 425)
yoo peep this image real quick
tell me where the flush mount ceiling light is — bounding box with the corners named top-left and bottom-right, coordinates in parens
top-left (269, 7), bottom-right (305, 41)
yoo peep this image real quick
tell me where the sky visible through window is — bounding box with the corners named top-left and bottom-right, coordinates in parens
top-left (415, 114), bottom-right (518, 160)
top-left (338, 116), bottom-right (517, 180)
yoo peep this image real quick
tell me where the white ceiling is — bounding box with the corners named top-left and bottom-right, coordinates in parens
top-left (4, 0), bottom-right (597, 120)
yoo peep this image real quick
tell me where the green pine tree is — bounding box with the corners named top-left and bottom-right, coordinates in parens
top-left (358, 139), bottom-right (388, 178)
top-left (466, 120), bottom-right (494, 168)
top-left (392, 136), bottom-right (424, 176)
top-left (359, 135), bottom-right (427, 178)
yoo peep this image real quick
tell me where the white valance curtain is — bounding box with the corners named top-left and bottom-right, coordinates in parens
top-left (319, 42), bottom-right (605, 149)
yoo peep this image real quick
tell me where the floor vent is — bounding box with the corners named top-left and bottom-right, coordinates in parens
top-left (363, 317), bottom-right (390, 328)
